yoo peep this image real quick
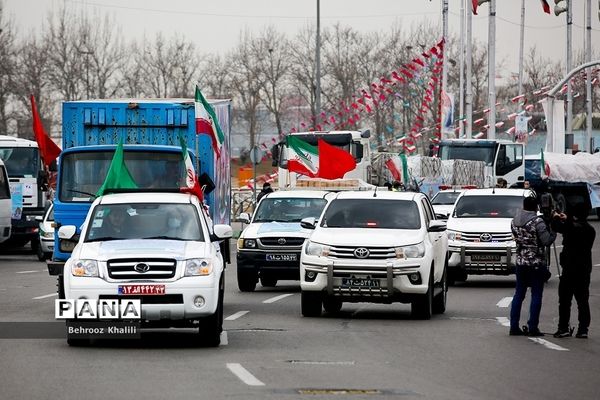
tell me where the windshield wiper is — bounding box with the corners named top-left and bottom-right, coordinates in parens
top-left (142, 236), bottom-right (186, 241)
top-left (85, 236), bottom-right (122, 242)
top-left (67, 189), bottom-right (97, 198)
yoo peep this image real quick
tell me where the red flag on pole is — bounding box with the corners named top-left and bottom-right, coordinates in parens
top-left (540, 0), bottom-right (551, 14)
top-left (30, 95), bottom-right (61, 168)
top-left (472, 0), bottom-right (479, 15)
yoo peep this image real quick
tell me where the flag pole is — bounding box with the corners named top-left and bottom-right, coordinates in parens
top-left (585, 0), bottom-right (592, 152)
top-left (517, 0), bottom-right (525, 110)
top-left (566, 0), bottom-right (573, 146)
top-left (465, 0), bottom-right (473, 139)
top-left (487, 0), bottom-right (496, 140)
top-left (441, 0), bottom-right (449, 139)
top-left (458, 0), bottom-right (465, 138)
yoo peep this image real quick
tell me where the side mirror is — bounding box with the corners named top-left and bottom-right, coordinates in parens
top-left (355, 144), bottom-right (364, 159)
top-left (213, 224), bottom-right (233, 241)
top-left (58, 225), bottom-right (77, 240)
top-left (428, 220), bottom-right (447, 232)
top-left (35, 216), bottom-right (43, 222)
top-left (435, 213), bottom-right (448, 220)
top-left (238, 212), bottom-right (250, 224)
top-left (360, 129), bottom-right (371, 138)
top-left (300, 217), bottom-right (316, 230)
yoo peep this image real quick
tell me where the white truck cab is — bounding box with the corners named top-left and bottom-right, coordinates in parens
top-left (0, 159), bottom-right (11, 243)
top-left (299, 190), bottom-right (448, 319)
top-left (60, 192), bottom-right (232, 346)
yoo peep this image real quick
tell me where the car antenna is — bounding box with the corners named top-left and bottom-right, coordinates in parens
top-left (373, 186), bottom-right (377, 198)
top-left (492, 186), bottom-right (496, 194)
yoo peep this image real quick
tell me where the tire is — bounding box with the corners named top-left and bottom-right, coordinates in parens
top-left (323, 297), bottom-right (343, 314)
top-left (57, 275), bottom-right (65, 299)
top-left (433, 266), bottom-right (448, 314)
top-left (199, 278), bottom-right (224, 347)
top-left (237, 270), bottom-right (257, 292)
top-left (596, 207), bottom-right (600, 220)
top-left (260, 276), bottom-right (278, 288)
top-left (36, 240), bottom-right (46, 262)
top-left (555, 193), bottom-right (567, 213)
top-left (301, 291), bottom-right (322, 317)
top-left (412, 271), bottom-right (433, 320)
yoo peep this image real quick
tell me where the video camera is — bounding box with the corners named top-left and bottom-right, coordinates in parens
top-left (538, 192), bottom-right (556, 225)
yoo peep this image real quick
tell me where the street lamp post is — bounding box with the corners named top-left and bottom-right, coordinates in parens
top-left (315, 0), bottom-right (321, 122)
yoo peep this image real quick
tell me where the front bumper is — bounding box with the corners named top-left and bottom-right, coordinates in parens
top-left (237, 250), bottom-right (301, 280)
top-left (300, 254), bottom-right (431, 303)
top-left (64, 276), bottom-right (220, 320)
top-left (447, 241), bottom-right (516, 275)
top-left (40, 237), bottom-right (54, 253)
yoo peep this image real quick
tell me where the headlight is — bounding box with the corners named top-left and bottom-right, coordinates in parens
top-left (447, 230), bottom-right (462, 241)
top-left (305, 241), bottom-right (330, 257)
top-left (394, 243), bottom-right (426, 259)
top-left (41, 230), bottom-right (54, 239)
top-left (238, 238), bottom-right (257, 249)
top-left (71, 259), bottom-right (98, 277)
top-left (185, 259), bottom-right (213, 276)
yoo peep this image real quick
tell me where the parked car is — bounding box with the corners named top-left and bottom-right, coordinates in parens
top-left (236, 190), bottom-right (332, 291)
top-left (35, 202), bottom-right (54, 261)
top-left (446, 188), bottom-right (534, 283)
top-left (59, 192), bottom-right (232, 346)
top-left (299, 190), bottom-right (448, 319)
top-left (431, 189), bottom-right (464, 219)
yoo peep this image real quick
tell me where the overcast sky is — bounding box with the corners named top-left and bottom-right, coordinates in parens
top-left (4, 0), bottom-right (600, 80)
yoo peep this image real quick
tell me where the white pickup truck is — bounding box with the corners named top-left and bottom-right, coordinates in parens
top-left (299, 190), bottom-right (448, 319)
top-left (59, 192), bottom-right (232, 346)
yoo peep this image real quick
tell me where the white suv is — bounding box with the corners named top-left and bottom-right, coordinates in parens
top-left (59, 192), bottom-right (232, 346)
top-left (446, 188), bottom-right (534, 283)
top-left (299, 191), bottom-right (448, 319)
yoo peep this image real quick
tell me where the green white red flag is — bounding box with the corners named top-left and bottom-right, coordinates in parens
top-left (195, 86), bottom-right (224, 158)
top-left (287, 136), bottom-right (356, 179)
top-left (179, 133), bottom-right (203, 201)
top-left (540, 149), bottom-right (550, 178)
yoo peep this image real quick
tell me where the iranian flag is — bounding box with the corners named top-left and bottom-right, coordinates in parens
top-left (195, 86), bottom-right (225, 158)
top-left (540, 149), bottom-right (550, 178)
top-left (287, 136), bottom-right (356, 179)
top-left (179, 133), bottom-right (203, 201)
top-left (540, 0), bottom-right (551, 14)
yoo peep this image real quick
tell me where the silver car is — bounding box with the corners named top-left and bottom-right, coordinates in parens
top-left (35, 202), bottom-right (54, 261)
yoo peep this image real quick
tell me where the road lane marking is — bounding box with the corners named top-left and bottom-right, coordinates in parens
top-left (594, 264), bottom-right (600, 267)
top-left (495, 317), bottom-right (510, 327)
top-left (32, 293), bottom-right (58, 300)
top-left (288, 360), bottom-right (355, 365)
top-left (496, 297), bottom-right (513, 308)
top-left (226, 363), bottom-right (265, 386)
top-left (528, 338), bottom-right (569, 351)
top-left (225, 310), bottom-right (249, 321)
top-left (220, 331), bottom-right (228, 346)
top-left (262, 293), bottom-right (294, 304)
top-left (17, 270), bottom-right (42, 274)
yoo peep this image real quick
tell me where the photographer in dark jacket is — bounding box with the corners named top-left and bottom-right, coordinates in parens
top-left (510, 196), bottom-right (557, 336)
top-left (551, 204), bottom-right (596, 338)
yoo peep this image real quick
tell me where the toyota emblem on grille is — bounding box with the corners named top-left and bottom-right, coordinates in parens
top-left (354, 247), bottom-right (370, 258)
top-left (480, 233), bottom-right (493, 242)
top-left (278, 238), bottom-right (287, 245)
top-left (134, 263), bottom-right (150, 273)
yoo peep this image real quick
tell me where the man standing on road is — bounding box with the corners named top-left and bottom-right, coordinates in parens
top-left (510, 196), bottom-right (557, 336)
top-left (551, 204), bottom-right (596, 339)
top-left (257, 182), bottom-right (273, 202)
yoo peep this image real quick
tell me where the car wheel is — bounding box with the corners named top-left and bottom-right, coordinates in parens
top-left (433, 266), bottom-right (447, 314)
top-left (323, 297), bottom-right (343, 314)
top-left (237, 270), bottom-right (257, 292)
top-left (57, 275), bottom-right (65, 299)
top-left (412, 271), bottom-right (433, 320)
top-left (36, 240), bottom-right (46, 261)
top-left (199, 278), bottom-right (224, 347)
top-left (301, 291), bottom-right (322, 317)
top-left (30, 238), bottom-right (40, 255)
top-left (260, 276), bottom-right (277, 288)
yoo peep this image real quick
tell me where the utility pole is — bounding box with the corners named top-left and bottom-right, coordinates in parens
top-left (459, 0), bottom-right (465, 138)
top-left (487, 0), bottom-right (497, 140)
top-left (585, 0), bottom-right (593, 152)
top-left (465, 0), bottom-right (473, 139)
top-left (441, 0), bottom-right (449, 138)
top-left (315, 0), bottom-right (321, 123)
top-left (566, 0), bottom-right (573, 140)
top-left (517, 0), bottom-right (525, 108)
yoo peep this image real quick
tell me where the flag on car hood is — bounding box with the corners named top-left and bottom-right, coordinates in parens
top-left (96, 139), bottom-right (138, 196)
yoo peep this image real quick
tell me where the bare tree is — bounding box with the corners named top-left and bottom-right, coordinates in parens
top-left (199, 54), bottom-right (233, 99)
top-left (120, 42), bottom-right (146, 98)
top-left (288, 26), bottom-right (318, 126)
top-left (0, 2), bottom-right (16, 134)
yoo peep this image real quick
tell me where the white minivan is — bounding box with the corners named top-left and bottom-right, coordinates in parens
top-left (0, 159), bottom-right (11, 243)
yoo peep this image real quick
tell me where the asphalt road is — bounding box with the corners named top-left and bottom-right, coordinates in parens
top-left (1, 221), bottom-right (599, 400)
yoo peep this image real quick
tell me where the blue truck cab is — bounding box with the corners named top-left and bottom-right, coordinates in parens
top-left (48, 98), bottom-right (231, 280)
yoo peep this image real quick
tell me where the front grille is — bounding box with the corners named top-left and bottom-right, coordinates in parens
top-left (460, 232), bottom-right (513, 242)
top-left (107, 258), bottom-right (177, 279)
top-left (259, 237), bottom-right (305, 246)
top-left (329, 245), bottom-right (396, 259)
top-left (98, 294), bottom-right (184, 304)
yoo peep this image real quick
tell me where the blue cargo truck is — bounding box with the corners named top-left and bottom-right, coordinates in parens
top-left (47, 99), bottom-right (232, 293)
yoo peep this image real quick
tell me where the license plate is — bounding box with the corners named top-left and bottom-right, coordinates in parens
top-left (266, 253), bottom-right (297, 262)
top-left (118, 285), bottom-right (166, 295)
top-left (471, 254), bottom-right (501, 262)
top-left (341, 278), bottom-right (380, 288)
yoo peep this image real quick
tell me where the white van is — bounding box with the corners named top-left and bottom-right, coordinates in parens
top-left (0, 159), bottom-right (11, 243)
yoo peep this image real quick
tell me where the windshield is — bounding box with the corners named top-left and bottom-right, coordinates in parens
top-left (254, 198), bottom-right (328, 223)
top-left (85, 203), bottom-right (203, 242)
top-left (0, 147), bottom-right (40, 177)
top-left (438, 144), bottom-right (495, 166)
top-left (432, 191), bottom-right (462, 205)
top-left (59, 150), bottom-right (186, 202)
top-left (453, 195), bottom-right (523, 218)
top-left (322, 199), bottom-right (421, 229)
